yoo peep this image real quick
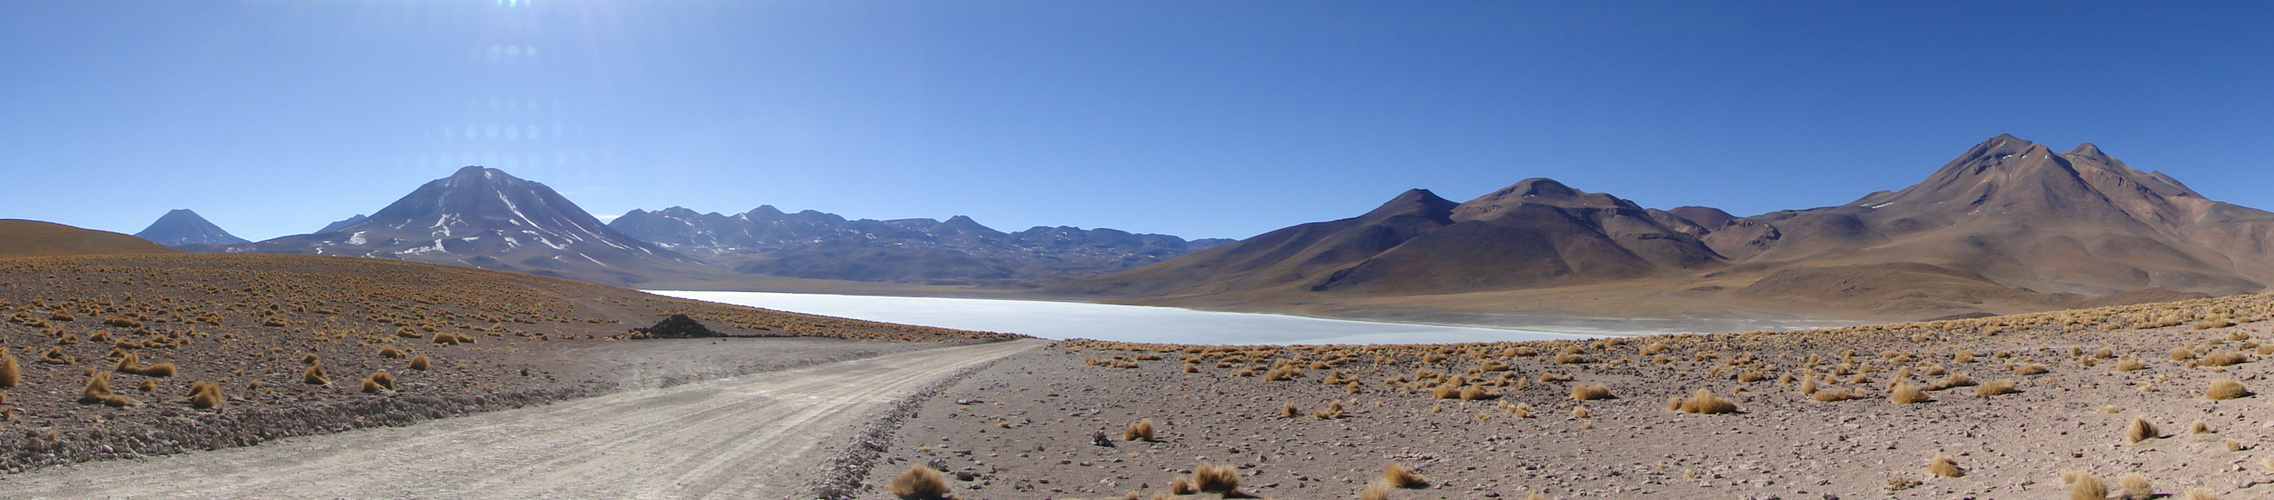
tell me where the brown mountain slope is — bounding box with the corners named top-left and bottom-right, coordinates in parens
top-left (1057, 135), bottom-right (2271, 322)
top-left (0, 219), bottom-right (180, 257)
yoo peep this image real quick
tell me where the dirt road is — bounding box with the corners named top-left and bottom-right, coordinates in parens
top-left (0, 339), bottom-right (1046, 499)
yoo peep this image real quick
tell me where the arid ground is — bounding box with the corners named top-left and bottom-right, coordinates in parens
top-left (861, 294), bottom-right (2274, 499)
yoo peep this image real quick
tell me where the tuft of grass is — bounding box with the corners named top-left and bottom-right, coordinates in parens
top-left (361, 371), bottom-right (396, 393)
top-left (1123, 418), bottom-right (1155, 441)
top-left (1890, 382), bottom-right (1929, 404)
top-left (1383, 463), bottom-right (1429, 488)
top-left (2115, 356), bottom-right (2146, 371)
top-left (1976, 379), bottom-right (2016, 396)
top-left (1281, 402), bottom-right (1300, 418)
top-left (1928, 452), bottom-right (1963, 477)
top-left (1810, 388), bottom-right (1859, 402)
top-left (2118, 473), bottom-right (2151, 500)
top-left (2184, 488), bottom-right (2220, 500)
top-left (2206, 378), bottom-right (2251, 400)
top-left (80, 370), bottom-right (115, 404)
top-left (1314, 400), bottom-right (1346, 419)
top-left (409, 353), bottom-right (431, 371)
top-left (1458, 385), bottom-right (1495, 400)
top-left (2191, 420), bottom-right (2211, 434)
top-left (2068, 471), bottom-right (2107, 500)
top-left (1568, 384), bottom-right (1612, 401)
top-left (2126, 416), bottom-right (2160, 443)
top-left (1170, 476), bottom-right (1195, 495)
top-left (2014, 363), bottom-right (2048, 375)
top-left (187, 381), bottom-right (223, 409)
top-left (1192, 463), bottom-right (1239, 494)
top-left (888, 465), bottom-right (955, 500)
top-left (1676, 389), bottom-right (1739, 414)
top-left (1431, 385), bottom-right (1459, 399)
top-left (1361, 482), bottom-right (1391, 500)
top-left (379, 346), bottom-right (404, 358)
top-left (303, 363), bottom-right (331, 386)
top-left (2202, 351), bottom-right (2248, 367)
top-left (0, 347), bottom-right (19, 388)
top-left (2172, 346), bottom-right (2197, 361)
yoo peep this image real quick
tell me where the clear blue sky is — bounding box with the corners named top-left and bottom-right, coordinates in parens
top-left (4, 1), bottom-right (2272, 241)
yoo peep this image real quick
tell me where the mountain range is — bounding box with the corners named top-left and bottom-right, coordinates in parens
top-left (1058, 135), bottom-right (2270, 321)
top-left (116, 134), bottom-right (2274, 322)
top-left (609, 206), bottom-right (1230, 286)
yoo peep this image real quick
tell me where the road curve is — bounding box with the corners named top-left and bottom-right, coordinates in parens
top-left (0, 339), bottom-right (1047, 499)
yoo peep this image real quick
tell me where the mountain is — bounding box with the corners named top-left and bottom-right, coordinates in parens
top-left (316, 214), bottom-right (367, 234)
top-left (132, 209), bottom-right (249, 246)
top-left (609, 206), bottom-right (1223, 286)
top-left (0, 219), bottom-right (181, 257)
top-left (1060, 135), bottom-right (2274, 321)
top-left (203, 167), bottom-right (709, 286)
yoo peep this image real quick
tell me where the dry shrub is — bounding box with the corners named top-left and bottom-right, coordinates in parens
top-left (0, 347), bottom-right (19, 388)
top-left (2206, 378), bottom-right (2251, 400)
top-left (361, 371), bottom-right (395, 393)
top-left (80, 370), bottom-right (115, 403)
top-left (2014, 363), bottom-right (2048, 375)
top-left (1569, 384), bottom-right (1612, 401)
top-left (1976, 379), bottom-right (2016, 396)
top-left (2115, 356), bottom-right (2146, 371)
top-left (40, 347), bottom-right (72, 365)
top-left (1360, 482), bottom-right (1390, 500)
top-left (1169, 476), bottom-right (1195, 495)
top-left (1281, 402), bottom-right (1300, 418)
top-left (1431, 385), bottom-right (1459, 399)
top-left (379, 346), bottom-right (404, 358)
top-left (888, 465), bottom-right (955, 500)
top-left (1889, 382), bottom-right (1929, 404)
top-left (1383, 463), bottom-right (1428, 488)
top-left (187, 381), bottom-right (223, 409)
top-left (138, 378), bottom-right (156, 392)
top-left (1929, 452), bottom-right (1963, 477)
top-left (1810, 388), bottom-right (1859, 402)
top-left (2126, 417), bottom-right (2160, 443)
top-left (303, 354), bottom-right (320, 365)
top-left (1192, 463), bottom-right (1239, 494)
top-left (1314, 400), bottom-right (1346, 419)
top-left (2185, 488), bottom-right (2220, 500)
top-left (409, 353), bottom-right (431, 370)
top-left (1676, 389), bottom-right (1739, 414)
top-left (304, 363), bottom-right (330, 386)
top-left (2172, 346), bottom-right (2196, 361)
top-left (2067, 471), bottom-right (2107, 500)
top-left (1123, 418), bottom-right (1155, 441)
top-left (2203, 351), bottom-right (2248, 366)
top-left (1458, 385), bottom-right (1495, 400)
top-left (2119, 473), bottom-right (2151, 499)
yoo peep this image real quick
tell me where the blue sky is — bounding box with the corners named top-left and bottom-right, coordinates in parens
top-left (4, 1), bottom-right (2272, 241)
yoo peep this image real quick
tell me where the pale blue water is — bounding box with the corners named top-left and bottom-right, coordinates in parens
top-left (649, 291), bottom-right (1599, 345)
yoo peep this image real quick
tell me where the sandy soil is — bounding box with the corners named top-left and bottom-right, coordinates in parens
top-left (0, 339), bottom-right (1043, 498)
top-left (863, 318), bottom-right (2274, 499)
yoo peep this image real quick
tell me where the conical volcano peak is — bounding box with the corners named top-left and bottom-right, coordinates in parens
top-left (134, 209), bottom-right (248, 246)
top-left (1359, 189), bottom-right (1458, 222)
top-left (2064, 142), bottom-right (2106, 158)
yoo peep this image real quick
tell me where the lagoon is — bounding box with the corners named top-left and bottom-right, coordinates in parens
top-left (650, 290), bottom-right (1598, 345)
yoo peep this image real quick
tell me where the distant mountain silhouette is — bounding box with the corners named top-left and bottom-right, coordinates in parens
top-left (133, 209), bottom-right (248, 246)
top-left (610, 206), bottom-right (1226, 286)
top-left (316, 214), bottom-right (367, 234)
top-left (203, 167), bottom-right (708, 285)
top-left (2, 219), bottom-right (180, 257)
top-left (1059, 135), bottom-right (2270, 320)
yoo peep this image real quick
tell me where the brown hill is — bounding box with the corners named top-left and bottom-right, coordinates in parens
top-left (1059, 135), bottom-right (2272, 322)
top-left (0, 219), bottom-right (180, 257)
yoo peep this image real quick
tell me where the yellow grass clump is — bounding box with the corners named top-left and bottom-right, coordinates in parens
top-left (1123, 418), bottom-right (1155, 441)
top-left (2118, 473), bottom-right (2151, 499)
top-left (2126, 417), bottom-right (2160, 443)
top-left (2115, 356), bottom-right (2146, 371)
top-left (1929, 452), bottom-right (1963, 477)
top-left (1192, 463), bottom-right (1239, 494)
top-left (0, 347), bottom-right (19, 388)
top-left (1890, 381), bottom-right (1929, 404)
top-left (378, 346), bottom-right (404, 358)
top-left (187, 381), bottom-right (223, 409)
top-left (1383, 463), bottom-right (1428, 488)
top-left (888, 465), bottom-right (956, 500)
top-left (409, 353), bottom-right (431, 371)
top-left (361, 371), bottom-right (396, 393)
top-left (1314, 400), bottom-right (1346, 419)
top-left (2206, 379), bottom-right (2251, 400)
top-left (2065, 470), bottom-right (2107, 500)
top-left (303, 363), bottom-right (330, 386)
top-left (1675, 389), bottom-right (1739, 414)
top-left (1569, 384), bottom-right (1612, 401)
top-left (1976, 379), bottom-right (2016, 396)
